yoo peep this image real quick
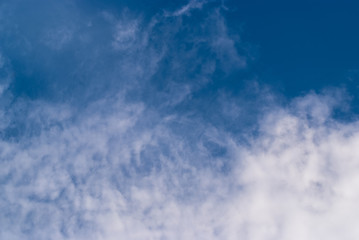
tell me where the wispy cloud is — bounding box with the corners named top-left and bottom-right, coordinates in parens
top-left (0, 1), bottom-right (358, 240)
top-left (166, 0), bottom-right (207, 17)
top-left (1, 82), bottom-right (359, 240)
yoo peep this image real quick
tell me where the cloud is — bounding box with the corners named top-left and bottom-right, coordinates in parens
top-left (233, 93), bottom-right (358, 240)
top-left (42, 27), bottom-right (74, 50)
top-left (0, 0), bottom-right (246, 107)
top-left (0, 1), bottom-right (358, 240)
top-left (1, 84), bottom-right (359, 240)
top-left (166, 0), bottom-right (207, 17)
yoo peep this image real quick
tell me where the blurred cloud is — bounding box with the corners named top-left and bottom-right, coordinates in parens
top-left (42, 27), bottom-right (74, 50)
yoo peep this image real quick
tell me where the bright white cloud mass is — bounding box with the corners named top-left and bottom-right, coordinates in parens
top-left (0, 1), bottom-right (358, 240)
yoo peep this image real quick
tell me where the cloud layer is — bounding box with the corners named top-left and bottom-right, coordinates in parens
top-left (0, 1), bottom-right (358, 240)
top-left (1, 87), bottom-right (359, 240)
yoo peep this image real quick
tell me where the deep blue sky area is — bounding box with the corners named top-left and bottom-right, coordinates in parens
top-left (84, 0), bottom-right (359, 93)
top-left (1, 0), bottom-right (359, 111)
top-left (226, 0), bottom-right (359, 97)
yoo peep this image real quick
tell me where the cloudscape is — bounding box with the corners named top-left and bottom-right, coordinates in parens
top-left (1, 0), bottom-right (359, 239)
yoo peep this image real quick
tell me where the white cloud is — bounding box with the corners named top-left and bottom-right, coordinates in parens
top-left (0, 1), bottom-right (357, 240)
top-left (0, 90), bottom-right (359, 239)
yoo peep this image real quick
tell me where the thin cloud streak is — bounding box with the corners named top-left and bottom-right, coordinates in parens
top-left (166, 0), bottom-right (207, 17)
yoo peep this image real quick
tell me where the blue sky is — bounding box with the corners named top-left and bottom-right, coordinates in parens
top-left (231, 0), bottom-right (359, 96)
top-left (1, 0), bottom-right (359, 239)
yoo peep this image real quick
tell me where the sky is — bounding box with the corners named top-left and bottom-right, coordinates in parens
top-left (1, 0), bottom-right (359, 239)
